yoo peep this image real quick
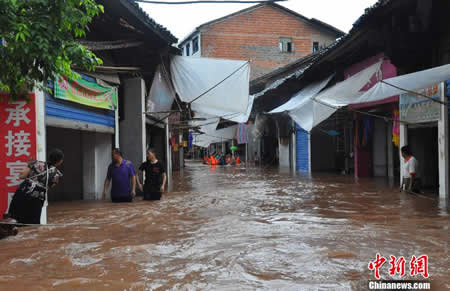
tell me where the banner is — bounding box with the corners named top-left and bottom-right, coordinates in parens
top-left (400, 83), bottom-right (441, 124)
top-left (188, 132), bottom-right (193, 148)
top-left (237, 123), bottom-right (248, 144)
top-left (55, 75), bottom-right (117, 110)
top-left (0, 94), bottom-right (37, 216)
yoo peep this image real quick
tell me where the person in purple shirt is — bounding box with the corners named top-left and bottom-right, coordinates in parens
top-left (103, 148), bottom-right (137, 202)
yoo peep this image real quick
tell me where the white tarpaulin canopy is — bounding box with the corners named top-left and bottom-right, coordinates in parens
top-left (171, 56), bottom-right (251, 121)
top-left (147, 65), bottom-right (176, 120)
top-left (192, 134), bottom-right (217, 148)
top-left (269, 75), bottom-right (334, 114)
top-left (228, 93), bottom-right (255, 123)
top-left (289, 60), bottom-right (383, 131)
top-left (289, 62), bottom-right (450, 132)
top-left (192, 125), bottom-right (238, 148)
top-left (190, 112), bottom-right (220, 135)
top-left (355, 63), bottom-right (450, 104)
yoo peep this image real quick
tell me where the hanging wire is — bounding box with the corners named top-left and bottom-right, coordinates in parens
top-left (191, 131), bottom-right (234, 141)
top-left (172, 112), bottom-right (241, 128)
top-left (381, 80), bottom-right (449, 107)
top-left (188, 61), bottom-right (250, 105)
top-left (311, 98), bottom-right (411, 125)
top-left (147, 61), bottom-right (249, 126)
top-left (134, 0), bottom-right (287, 4)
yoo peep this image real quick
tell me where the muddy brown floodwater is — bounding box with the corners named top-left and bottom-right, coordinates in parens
top-left (0, 161), bottom-right (448, 290)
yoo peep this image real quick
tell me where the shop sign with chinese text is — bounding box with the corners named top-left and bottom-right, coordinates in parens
top-left (400, 83), bottom-right (441, 123)
top-left (0, 94), bottom-right (37, 216)
top-left (55, 76), bottom-right (117, 110)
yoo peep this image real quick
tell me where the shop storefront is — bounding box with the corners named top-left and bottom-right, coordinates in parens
top-left (45, 74), bottom-right (118, 201)
top-left (400, 83), bottom-right (443, 193)
top-left (347, 54), bottom-right (398, 179)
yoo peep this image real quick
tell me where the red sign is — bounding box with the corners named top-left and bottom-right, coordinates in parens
top-left (368, 253), bottom-right (429, 279)
top-left (0, 94), bottom-right (37, 216)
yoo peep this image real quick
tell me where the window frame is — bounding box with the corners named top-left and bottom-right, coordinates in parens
top-left (192, 36), bottom-right (199, 54)
top-left (279, 37), bottom-right (293, 53)
top-left (186, 43), bottom-right (191, 56)
top-left (313, 41), bottom-right (319, 53)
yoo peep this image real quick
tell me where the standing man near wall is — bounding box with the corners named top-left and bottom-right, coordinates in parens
top-left (103, 148), bottom-right (137, 202)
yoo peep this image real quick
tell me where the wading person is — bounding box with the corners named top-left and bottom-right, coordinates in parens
top-left (103, 148), bottom-right (137, 202)
top-left (6, 149), bottom-right (64, 225)
top-left (137, 149), bottom-right (167, 201)
top-left (400, 145), bottom-right (421, 193)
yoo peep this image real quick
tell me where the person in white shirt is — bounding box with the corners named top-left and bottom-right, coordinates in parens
top-left (400, 145), bottom-right (421, 193)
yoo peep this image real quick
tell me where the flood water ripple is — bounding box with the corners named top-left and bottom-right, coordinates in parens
top-left (0, 161), bottom-right (448, 290)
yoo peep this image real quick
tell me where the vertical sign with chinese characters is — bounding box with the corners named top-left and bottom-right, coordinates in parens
top-left (0, 94), bottom-right (37, 216)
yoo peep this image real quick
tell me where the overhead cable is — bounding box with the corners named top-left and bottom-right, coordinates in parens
top-left (134, 0), bottom-right (287, 5)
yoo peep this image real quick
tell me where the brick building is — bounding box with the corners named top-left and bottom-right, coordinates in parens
top-left (179, 3), bottom-right (344, 79)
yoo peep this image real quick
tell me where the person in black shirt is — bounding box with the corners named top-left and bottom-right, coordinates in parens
top-left (137, 149), bottom-right (167, 201)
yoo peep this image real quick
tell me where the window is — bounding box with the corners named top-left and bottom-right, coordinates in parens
top-left (279, 37), bottom-right (293, 53)
top-left (192, 36), bottom-right (199, 54)
top-left (186, 43), bottom-right (190, 56)
top-left (313, 41), bottom-right (319, 53)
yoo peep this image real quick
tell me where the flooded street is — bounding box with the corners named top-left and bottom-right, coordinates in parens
top-left (0, 161), bottom-right (448, 290)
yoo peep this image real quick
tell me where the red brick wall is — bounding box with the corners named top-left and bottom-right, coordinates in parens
top-left (200, 5), bottom-right (338, 79)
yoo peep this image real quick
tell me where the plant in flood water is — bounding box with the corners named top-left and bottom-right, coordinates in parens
top-left (0, 0), bottom-right (103, 100)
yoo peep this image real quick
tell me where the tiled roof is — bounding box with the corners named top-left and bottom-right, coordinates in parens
top-left (123, 0), bottom-right (178, 44)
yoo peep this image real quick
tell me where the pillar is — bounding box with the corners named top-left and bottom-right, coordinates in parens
top-left (179, 133), bottom-right (184, 170)
top-left (119, 78), bottom-right (146, 171)
top-left (165, 117), bottom-right (172, 190)
top-left (115, 105), bottom-right (120, 148)
top-left (387, 122), bottom-right (394, 178)
top-left (438, 83), bottom-right (449, 200)
top-left (35, 87), bottom-right (47, 224)
top-left (399, 122), bottom-right (408, 184)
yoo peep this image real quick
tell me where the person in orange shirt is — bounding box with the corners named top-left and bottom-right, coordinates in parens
top-left (235, 156), bottom-right (240, 165)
